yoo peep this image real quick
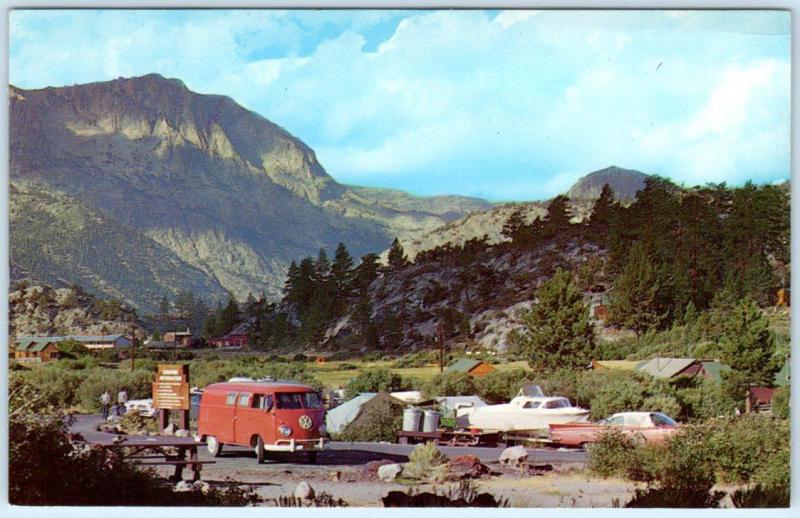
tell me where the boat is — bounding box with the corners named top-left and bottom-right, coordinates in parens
top-left (455, 394), bottom-right (590, 432)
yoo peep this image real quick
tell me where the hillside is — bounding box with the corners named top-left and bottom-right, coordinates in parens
top-left (9, 74), bottom-right (491, 308)
top-left (8, 281), bottom-right (143, 338)
top-left (381, 167), bottom-right (650, 261)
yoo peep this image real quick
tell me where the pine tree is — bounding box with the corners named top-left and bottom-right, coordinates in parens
top-left (608, 244), bottom-right (667, 336)
top-left (513, 268), bottom-right (595, 370)
top-left (587, 184), bottom-right (615, 245)
top-left (502, 207), bottom-right (525, 244)
top-left (718, 299), bottom-right (776, 385)
top-left (387, 238), bottom-right (408, 270)
top-left (331, 242), bottom-right (355, 306)
top-left (542, 195), bottom-right (572, 239)
top-left (218, 293), bottom-right (241, 335)
top-left (355, 253), bottom-right (380, 292)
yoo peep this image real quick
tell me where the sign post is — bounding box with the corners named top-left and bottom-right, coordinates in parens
top-left (153, 364), bottom-right (190, 432)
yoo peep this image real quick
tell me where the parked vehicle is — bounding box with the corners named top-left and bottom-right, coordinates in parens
top-left (124, 398), bottom-right (157, 418)
top-left (197, 380), bottom-right (327, 463)
top-left (549, 412), bottom-right (680, 448)
top-left (456, 396), bottom-right (590, 432)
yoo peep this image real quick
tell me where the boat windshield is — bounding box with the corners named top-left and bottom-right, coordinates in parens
top-left (543, 398), bottom-right (571, 409)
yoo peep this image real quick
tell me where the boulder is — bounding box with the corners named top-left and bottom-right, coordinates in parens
top-left (360, 459), bottom-right (395, 478)
top-left (174, 480), bottom-right (195, 493)
top-left (293, 481), bottom-right (315, 500)
top-left (447, 455), bottom-right (490, 479)
top-left (499, 445), bottom-right (528, 468)
top-left (378, 463), bottom-right (403, 482)
top-left (193, 480), bottom-right (211, 495)
top-left (175, 429), bottom-right (190, 438)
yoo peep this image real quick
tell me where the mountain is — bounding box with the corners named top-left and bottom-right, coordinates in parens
top-left (9, 74), bottom-right (490, 310)
top-left (567, 166), bottom-right (649, 202)
top-left (380, 167), bottom-right (651, 261)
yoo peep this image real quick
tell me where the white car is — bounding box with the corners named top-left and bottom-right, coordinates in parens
top-left (125, 398), bottom-right (157, 417)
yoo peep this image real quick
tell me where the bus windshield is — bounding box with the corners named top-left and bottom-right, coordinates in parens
top-left (276, 392), bottom-right (322, 409)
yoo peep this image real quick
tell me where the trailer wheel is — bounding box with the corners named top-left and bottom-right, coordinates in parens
top-left (306, 451), bottom-right (318, 464)
top-left (206, 435), bottom-right (223, 457)
top-left (254, 436), bottom-right (265, 464)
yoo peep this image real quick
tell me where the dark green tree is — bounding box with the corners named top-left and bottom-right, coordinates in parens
top-left (608, 244), bottom-right (668, 336)
top-left (513, 268), bottom-right (595, 370)
top-left (387, 238), bottom-right (408, 270)
top-left (718, 299), bottom-right (777, 385)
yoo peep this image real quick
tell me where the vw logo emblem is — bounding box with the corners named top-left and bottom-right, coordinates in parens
top-left (298, 415), bottom-right (313, 430)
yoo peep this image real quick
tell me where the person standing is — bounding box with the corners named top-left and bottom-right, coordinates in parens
top-left (100, 390), bottom-right (111, 419)
top-left (117, 388), bottom-right (129, 415)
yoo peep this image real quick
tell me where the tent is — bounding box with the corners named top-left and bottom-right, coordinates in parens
top-left (325, 392), bottom-right (377, 434)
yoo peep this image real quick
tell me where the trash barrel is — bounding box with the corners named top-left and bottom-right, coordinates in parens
top-left (422, 410), bottom-right (440, 433)
top-left (403, 407), bottom-right (423, 432)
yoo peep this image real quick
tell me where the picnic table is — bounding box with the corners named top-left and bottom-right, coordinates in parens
top-left (89, 434), bottom-right (214, 481)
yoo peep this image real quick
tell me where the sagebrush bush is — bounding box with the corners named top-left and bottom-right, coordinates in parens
top-left (403, 442), bottom-right (450, 482)
top-left (344, 368), bottom-right (410, 398)
top-left (475, 369), bottom-right (534, 403)
top-left (586, 430), bottom-right (636, 478)
top-left (771, 386), bottom-right (789, 419)
top-left (336, 397), bottom-right (404, 443)
top-left (423, 371), bottom-right (476, 399)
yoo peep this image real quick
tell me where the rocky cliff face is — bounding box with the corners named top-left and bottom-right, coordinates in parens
top-left (10, 74), bottom-right (490, 308)
top-left (566, 165), bottom-right (648, 202)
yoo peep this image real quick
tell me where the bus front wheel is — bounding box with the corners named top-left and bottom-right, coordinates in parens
top-left (254, 436), bottom-right (266, 464)
top-left (206, 436), bottom-right (223, 457)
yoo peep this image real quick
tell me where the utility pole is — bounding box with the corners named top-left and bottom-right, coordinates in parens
top-left (438, 323), bottom-right (445, 373)
top-left (130, 309), bottom-right (137, 372)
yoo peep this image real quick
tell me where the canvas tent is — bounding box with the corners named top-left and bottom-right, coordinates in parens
top-left (325, 393), bottom-right (376, 434)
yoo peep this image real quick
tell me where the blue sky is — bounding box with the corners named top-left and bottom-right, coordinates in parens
top-left (9, 9), bottom-right (791, 201)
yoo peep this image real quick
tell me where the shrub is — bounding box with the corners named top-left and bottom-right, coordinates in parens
top-left (336, 396), bottom-right (404, 443)
top-left (423, 372), bottom-right (476, 399)
top-left (402, 442), bottom-right (450, 483)
top-left (586, 430), bottom-right (636, 478)
top-left (771, 386), bottom-right (789, 419)
top-left (345, 368), bottom-right (410, 398)
top-left (475, 369), bottom-right (534, 403)
top-left (10, 368), bottom-right (84, 411)
top-left (75, 369), bottom-right (153, 412)
top-left (338, 363), bottom-right (358, 370)
top-left (640, 395), bottom-right (681, 417)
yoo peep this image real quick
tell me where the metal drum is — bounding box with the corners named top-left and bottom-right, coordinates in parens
top-left (403, 407), bottom-right (422, 432)
top-left (422, 410), bottom-right (440, 433)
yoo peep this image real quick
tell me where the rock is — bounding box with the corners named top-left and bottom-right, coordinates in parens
top-left (293, 481), bottom-right (315, 500)
top-left (173, 480), bottom-right (195, 493)
top-left (330, 471), bottom-right (341, 481)
top-left (193, 481), bottom-right (211, 495)
top-left (499, 445), bottom-right (528, 468)
top-left (163, 423), bottom-right (176, 436)
top-left (378, 463), bottom-right (403, 482)
top-left (175, 429), bottom-right (190, 438)
top-left (360, 459), bottom-right (394, 478)
top-left (447, 455), bottom-right (490, 479)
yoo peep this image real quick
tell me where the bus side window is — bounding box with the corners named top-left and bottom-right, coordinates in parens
top-left (238, 393), bottom-right (251, 407)
top-left (225, 392), bottom-right (237, 405)
top-left (266, 395), bottom-right (274, 410)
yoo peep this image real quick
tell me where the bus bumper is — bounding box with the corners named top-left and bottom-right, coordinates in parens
top-left (264, 438), bottom-right (327, 452)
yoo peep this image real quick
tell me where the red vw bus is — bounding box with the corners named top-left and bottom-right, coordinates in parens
top-left (198, 379), bottom-right (327, 463)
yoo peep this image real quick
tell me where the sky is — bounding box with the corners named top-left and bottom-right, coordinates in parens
top-left (8, 9), bottom-right (791, 201)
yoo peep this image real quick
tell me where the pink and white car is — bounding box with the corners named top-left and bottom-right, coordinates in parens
top-left (549, 412), bottom-right (680, 448)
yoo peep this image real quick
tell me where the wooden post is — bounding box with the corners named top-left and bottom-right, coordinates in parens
top-left (159, 409), bottom-right (170, 431)
top-left (130, 310), bottom-right (137, 372)
top-left (180, 409), bottom-right (190, 431)
top-left (438, 323), bottom-right (445, 373)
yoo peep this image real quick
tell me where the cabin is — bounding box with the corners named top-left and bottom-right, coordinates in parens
top-left (15, 334), bottom-right (131, 351)
top-left (210, 333), bottom-right (249, 348)
top-left (636, 358), bottom-right (731, 383)
top-left (163, 329), bottom-right (193, 347)
top-left (14, 338), bottom-right (61, 363)
top-left (445, 358), bottom-right (496, 378)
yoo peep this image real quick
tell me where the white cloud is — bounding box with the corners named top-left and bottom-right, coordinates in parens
top-left (9, 10), bottom-right (791, 200)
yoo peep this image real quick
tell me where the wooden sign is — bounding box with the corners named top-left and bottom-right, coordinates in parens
top-left (153, 364), bottom-right (190, 410)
